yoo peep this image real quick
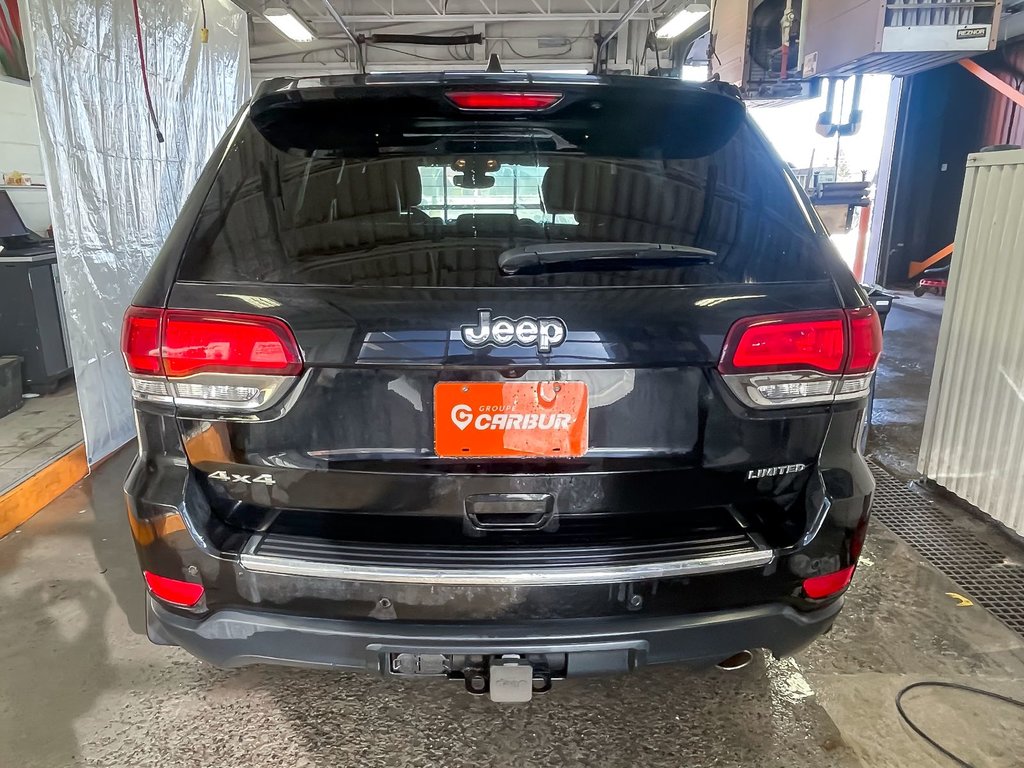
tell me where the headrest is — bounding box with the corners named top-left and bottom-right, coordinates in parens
top-left (541, 159), bottom-right (707, 229)
top-left (455, 213), bottom-right (520, 232)
top-left (542, 159), bottom-right (679, 218)
top-left (294, 158), bottom-right (422, 220)
top-left (540, 160), bottom-right (583, 215)
top-left (336, 158), bottom-right (422, 216)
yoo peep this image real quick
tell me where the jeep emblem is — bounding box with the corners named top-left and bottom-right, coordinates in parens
top-left (461, 309), bottom-right (567, 353)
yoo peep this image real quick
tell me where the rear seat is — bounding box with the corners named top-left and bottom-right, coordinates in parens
top-left (540, 158), bottom-right (710, 245)
top-left (455, 213), bottom-right (544, 240)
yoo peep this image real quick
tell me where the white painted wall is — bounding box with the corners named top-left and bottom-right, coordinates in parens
top-left (0, 75), bottom-right (50, 235)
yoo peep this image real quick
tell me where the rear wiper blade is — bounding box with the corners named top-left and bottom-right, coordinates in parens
top-left (498, 242), bottom-right (716, 275)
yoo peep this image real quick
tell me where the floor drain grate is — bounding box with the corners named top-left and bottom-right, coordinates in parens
top-left (870, 462), bottom-right (1024, 638)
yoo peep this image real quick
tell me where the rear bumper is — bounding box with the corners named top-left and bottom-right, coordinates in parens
top-left (128, 404), bottom-right (871, 676)
top-left (147, 596), bottom-right (842, 674)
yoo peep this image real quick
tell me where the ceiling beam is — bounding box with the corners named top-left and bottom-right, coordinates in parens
top-left (252, 12), bottom-right (655, 23)
top-left (251, 59), bottom-right (594, 76)
top-left (251, 38), bottom-right (351, 60)
top-left (322, 0), bottom-right (366, 70)
top-left (594, 0), bottom-right (647, 70)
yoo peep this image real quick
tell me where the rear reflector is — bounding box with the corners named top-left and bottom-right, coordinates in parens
top-left (446, 91), bottom-right (563, 110)
top-left (803, 565), bottom-right (856, 599)
top-left (143, 570), bottom-right (205, 607)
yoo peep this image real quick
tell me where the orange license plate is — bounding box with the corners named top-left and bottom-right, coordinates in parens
top-left (434, 381), bottom-right (588, 459)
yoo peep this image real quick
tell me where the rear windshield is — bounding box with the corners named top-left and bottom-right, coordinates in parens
top-left (179, 85), bottom-right (832, 287)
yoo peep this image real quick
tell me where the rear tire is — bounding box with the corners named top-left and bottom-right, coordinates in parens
top-left (913, 286), bottom-right (926, 297)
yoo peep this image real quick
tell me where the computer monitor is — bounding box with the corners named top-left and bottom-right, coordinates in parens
top-left (0, 191), bottom-right (32, 239)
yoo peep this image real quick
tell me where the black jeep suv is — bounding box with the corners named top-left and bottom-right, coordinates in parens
top-left (122, 73), bottom-right (879, 700)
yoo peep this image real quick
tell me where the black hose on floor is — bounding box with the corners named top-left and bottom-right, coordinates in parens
top-left (896, 681), bottom-right (1024, 767)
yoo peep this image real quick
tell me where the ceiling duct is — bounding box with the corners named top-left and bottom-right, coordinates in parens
top-left (710, 0), bottom-right (818, 101)
top-left (363, 33), bottom-right (484, 46)
top-left (749, 0), bottom-right (801, 76)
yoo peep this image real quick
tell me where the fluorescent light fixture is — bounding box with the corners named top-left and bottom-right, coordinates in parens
top-left (264, 7), bottom-right (316, 43)
top-left (657, 3), bottom-right (710, 39)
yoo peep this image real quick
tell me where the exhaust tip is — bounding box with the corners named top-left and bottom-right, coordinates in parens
top-left (716, 650), bottom-right (754, 671)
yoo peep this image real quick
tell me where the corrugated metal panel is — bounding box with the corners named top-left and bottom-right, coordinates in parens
top-left (828, 50), bottom-right (973, 76)
top-left (980, 40), bottom-right (1024, 147)
top-left (919, 148), bottom-right (1024, 536)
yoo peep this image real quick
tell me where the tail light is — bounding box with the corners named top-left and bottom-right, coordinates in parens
top-left (803, 565), bottom-right (856, 599)
top-left (719, 307), bottom-right (882, 408)
top-left (121, 306), bottom-right (303, 412)
top-left (143, 570), bottom-right (205, 607)
top-left (845, 307), bottom-right (884, 373)
top-left (446, 91), bottom-right (563, 110)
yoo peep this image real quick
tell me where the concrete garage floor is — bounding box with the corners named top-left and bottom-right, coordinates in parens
top-left (0, 382), bottom-right (83, 492)
top-left (869, 294), bottom-right (944, 479)
top-left (3, 299), bottom-right (1024, 768)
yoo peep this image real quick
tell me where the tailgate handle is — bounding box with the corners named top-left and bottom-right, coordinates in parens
top-left (465, 494), bottom-right (554, 531)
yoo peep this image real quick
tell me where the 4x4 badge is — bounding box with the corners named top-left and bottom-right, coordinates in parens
top-left (461, 309), bottom-right (567, 353)
top-left (208, 469), bottom-right (275, 486)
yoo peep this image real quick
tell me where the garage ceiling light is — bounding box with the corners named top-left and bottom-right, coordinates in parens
top-left (656, 3), bottom-right (710, 39)
top-left (264, 7), bottom-right (317, 43)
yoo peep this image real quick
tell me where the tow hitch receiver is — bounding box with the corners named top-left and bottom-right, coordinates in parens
top-left (389, 652), bottom-right (553, 701)
top-left (483, 656), bottom-right (535, 702)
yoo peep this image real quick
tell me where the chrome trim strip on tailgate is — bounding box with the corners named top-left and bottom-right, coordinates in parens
top-left (238, 549), bottom-right (776, 586)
